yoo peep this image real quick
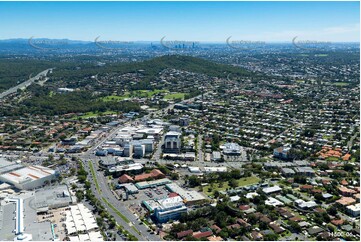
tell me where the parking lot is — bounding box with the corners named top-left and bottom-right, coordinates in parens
top-left (119, 185), bottom-right (171, 218)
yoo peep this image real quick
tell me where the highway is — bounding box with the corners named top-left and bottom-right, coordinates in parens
top-left (0, 68), bottom-right (52, 99)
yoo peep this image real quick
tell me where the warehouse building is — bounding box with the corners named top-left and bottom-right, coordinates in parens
top-left (0, 164), bottom-right (57, 190)
top-left (30, 185), bottom-right (74, 212)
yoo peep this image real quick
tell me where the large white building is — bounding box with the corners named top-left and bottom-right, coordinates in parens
top-left (143, 196), bottom-right (187, 223)
top-left (165, 183), bottom-right (206, 205)
top-left (347, 203), bottom-right (360, 217)
top-left (0, 164), bottom-right (57, 190)
top-left (163, 131), bottom-right (181, 153)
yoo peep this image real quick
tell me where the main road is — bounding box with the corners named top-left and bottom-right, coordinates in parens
top-left (81, 156), bottom-right (158, 241)
top-left (77, 92), bottom-right (212, 240)
top-left (0, 68), bottom-right (52, 99)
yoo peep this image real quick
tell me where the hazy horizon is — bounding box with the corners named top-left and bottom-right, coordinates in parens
top-left (0, 1), bottom-right (359, 42)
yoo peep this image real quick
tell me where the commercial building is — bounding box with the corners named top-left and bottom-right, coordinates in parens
top-left (163, 131), bottom-right (181, 153)
top-left (135, 178), bottom-right (172, 189)
top-left (280, 168), bottom-right (295, 177)
top-left (163, 152), bottom-right (195, 161)
top-left (134, 169), bottom-right (165, 182)
top-left (0, 158), bottom-right (23, 175)
top-left (108, 163), bottom-right (143, 177)
top-left (262, 186), bottom-right (282, 195)
top-left (0, 165), bottom-right (57, 190)
top-left (132, 141), bottom-right (145, 158)
top-left (30, 185), bottom-right (74, 212)
top-left (165, 183), bottom-right (206, 205)
top-left (118, 183), bottom-right (139, 194)
top-left (143, 196), bottom-right (187, 223)
top-left (64, 203), bottom-right (98, 235)
top-left (0, 192), bottom-right (53, 241)
top-left (294, 167), bottom-right (315, 177)
top-left (273, 146), bottom-right (291, 159)
top-left (346, 203), bottom-right (360, 217)
top-left (123, 143), bottom-right (132, 157)
top-left (203, 167), bottom-right (227, 173)
top-left (265, 197), bottom-right (284, 207)
top-left (294, 199), bottom-right (317, 210)
top-left (188, 166), bottom-right (202, 174)
top-left (211, 151), bottom-right (221, 161)
top-left (221, 143), bottom-right (241, 156)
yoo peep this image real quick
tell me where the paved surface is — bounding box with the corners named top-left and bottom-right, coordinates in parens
top-left (81, 156), bottom-right (157, 240)
top-left (0, 68), bottom-right (52, 99)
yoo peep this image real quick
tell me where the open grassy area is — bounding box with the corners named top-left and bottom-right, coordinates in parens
top-left (75, 111), bottom-right (117, 119)
top-left (315, 54), bottom-right (328, 57)
top-left (322, 134), bottom-right (334, 140)
top-left (101, 89), bottom-right (168, 102)
top-left (164, 92), bottom-right (186, 100)
top-left (333, 82), bottom-right (349, 87)
top-left (234, 95), bottom-right (245, 99)
top-left (88, 160), bottom-right (101, 194)
top-left (201, 176), bottom-right (261, 196)
top-left (101, 94), bottom-right (130, 101)
top-left (326, 156), bottom-right (340, 161)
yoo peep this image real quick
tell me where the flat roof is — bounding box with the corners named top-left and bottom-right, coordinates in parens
top-left (203, 167), bottom-right (227, 173)
top-left (136, 178), bottom-right (171, 189)
top-left (109, 163), bottom-right (143, 173)
top-left (30, 185), bottom-right (72, 209)
top-left (0, 165), bottom-right (55, 184)
top-left (0, 158), bottom-right (23, 175)
top-left (166, 183), bottom-right (205, 202)
top-left (262, 186), bottom-right (282, 194)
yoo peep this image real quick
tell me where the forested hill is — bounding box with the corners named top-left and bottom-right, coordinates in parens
top-left (119, 55), bottom-right (252, 77)
top-left (0, 58), bottom-right (53, 92)
top-left (51, 55), bottom-right (253, 80)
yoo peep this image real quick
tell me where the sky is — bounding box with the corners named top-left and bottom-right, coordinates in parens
top-left (0, 1), bottom-right (359, 42)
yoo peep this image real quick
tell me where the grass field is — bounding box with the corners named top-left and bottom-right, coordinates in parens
top-left (315, 54), bottom-right (328, 57)
top-left (75, 111), bottom-right (117, 119)
top-left (322, 134), bottom-right (334, 140)
top-left (101, 89), bottom-right (168, 102)
top-left (333, 82), bottom-right (349, 87)
top-left (163, 92), bottom-right (186, 100)
top-left (326, 156), bottom-right (340, 161)
top-left (101, 94), bottom-right (130, 101)
top-left (201, 176), bottom-right (261, 196)
top-left (234, 95), bottom-right (245, 99)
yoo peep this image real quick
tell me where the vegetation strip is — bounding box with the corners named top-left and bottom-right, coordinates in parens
top-left (88, 160), bottom-right (101, 194)
top-left (101, 197), bottom-right (131, 223)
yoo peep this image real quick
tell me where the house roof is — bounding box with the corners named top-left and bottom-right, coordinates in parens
top-left (193, 231), bottom-right (213, 239)
top-left (177, 229), bottom-right (193, 239)
top-left (118, 174), bottom-right (134, 183)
